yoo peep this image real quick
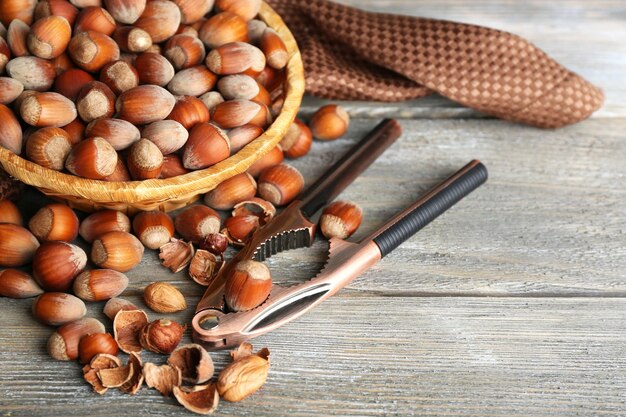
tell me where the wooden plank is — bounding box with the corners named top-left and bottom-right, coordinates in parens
top-left (1, 297), bottom-right (626, 416)
top-left (300, 0), bottom-right (626, 119)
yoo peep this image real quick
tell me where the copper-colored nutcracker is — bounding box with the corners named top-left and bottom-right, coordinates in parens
top-left (192, 119), bottom-right (487, 349)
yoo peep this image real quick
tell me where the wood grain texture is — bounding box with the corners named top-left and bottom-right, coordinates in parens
top-left (2, 0), bottom-right (626, 416)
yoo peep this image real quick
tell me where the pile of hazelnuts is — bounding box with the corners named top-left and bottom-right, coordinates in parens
top-left (0, 0), bottom-right (312, 181)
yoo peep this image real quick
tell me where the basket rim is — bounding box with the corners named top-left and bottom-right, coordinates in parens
top-left (0, 1), bottom-right (305, 206)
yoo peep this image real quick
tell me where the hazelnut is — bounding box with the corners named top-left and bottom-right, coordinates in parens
top-left (182, 123), bottom-right (230, 170)
top-left (24, 127), bottom-right (73, 170)
top-left (0, 39), bottom-right (8, 74)
top-left (74, 6), bottom-right (116, 35)
top-left (142, 120), bottom-right (189, 155)
top-left (159, 238), bottom-right (194, 273)
top-left (53, 68), bottom-right (95, 100)
top-left (28, 203), bottom-right (79, 242)
top-left (167, 343), bottom-right (214, 384)
top-left (0, 269), bottom-right (43, 298)
top-left (0, 104), bottom-right (23, 154)
top-left (173, 384), bottom-right (219, 414)
top-left (215, 0), bottom-right (261, 22)
top-left (32, 292), bottom-right (86, 326)
top-left (257, 163), bottom-right (304, 206)
top-left (217, 346), bottom-right (270, 402)
top-left (73, 269), bottom-right (129, 302)
top-left (212, 99), bottom-right (271, 129)
top-left (132, 210), bottom-right (175, 250)
top-left (0, 199), bottom-right (22, 225)
top-left (217, 74), bottom-right (259, 101)
top-left (133, 52), bottom-right (175, 86)
top-left (246, 145), bottom-right (284, 177)
top-left (144, 363), bottom-right (181, 397)
top-left (198, 90), bottom-right (224, 112)
top-left (78, 332), bottom-right (119, 364)
top-left (203, 172), bottom-right (257, 210)
top-left (79, 209), bottom-right (131, 243)
top-left (61, 118), bottom-right (86, 145)
top-left (127, 138), bottom-right (164, 180)
top-left (199, 11), bottom-right (248, 49)
top-left (163, 34), bottom-right (206, 70)
top-left (0, 0), bottom-right (36, 26)
top-left (65, 136), bottom-right (118, 179)
top-left (34, 0), bottom-right (79, 26)
top-left (247, 19), bottom-right (267, 44)
top-left (134, 0), bottom-right (181, 43)
top-left (20, 91), bottom-right (77, 127)
top-left (116, 85), bottom-right (176, 125)
top-left (199, 233), bottom-right (228, 255)
top-left (75, 81), bottom-right (116, 122)
top-left (189, 249), bottom-right (224, 286)
top-left (7, 19), bottom-right (30, 57)
top-left (104, 0), bottom-right (146, 24)
top-left (144, 282), bottom-right (187, 313)
top-left (103, 297), bottom-right (139, 320)
top-left (166, 96), bottom-right (210, 131)
top-left (99, 59), bottom-right (139, 95)
top-left (174, 205), bottom-right (221, 243)
top-left (160, 154), bottom-right (190, 179)
top-left (260, 28), bottom-right (288, 70)
top-left (85, 117), bottom-right (141, 151)
top-left (310, 104), bottom-right (350, 141)
top-left (113, 308), bottom-right (149, 353)
top-left (91, 231), bottom-right (144, 272)
top-left (32, 241), bottom-right (87, 292)
top-left (103, 157), bottom-right (132, 182)
top-left (50, 52), bottom-right (75, 75)
top-left (0, 224), bottom-right (40, 267)
top-left (167, 65), bottom-right (217, 97)
top-left (222, 215), bottom-right (260, 247)
top-left (112, 26), bottom-right (152, 53)
top-left (281, 119), bottom-right (312, 159)
top-left (0, 76), bottom-right (25, 105)
top-left (140, 319), bottom-right (184, 354)
top-left (224, 259), bottom-right (272, 312)
top-left (320, 201), bottom-right (363, 240)
top-left (47, 317), bottom-right (105, 361)
top-left (205, 41), bottom-right (265, 75)
top-left (68, 31), bottom-right (120, 73)
top-left (227, 124), bottom-right (263, 153)
top-left (172, 0), bottom-right (213, 24)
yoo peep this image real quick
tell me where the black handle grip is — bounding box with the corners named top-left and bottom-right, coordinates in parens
top-left (372, 161), bottom-right (488, 258)
top-left (300, 119), bottom-right (402, 219)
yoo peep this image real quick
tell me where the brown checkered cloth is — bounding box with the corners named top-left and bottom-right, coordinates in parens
top-left (267, 0), bottom-right (603, 128)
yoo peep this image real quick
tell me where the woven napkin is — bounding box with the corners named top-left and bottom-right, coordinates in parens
top-left (267, 0), bottom-right (603, 128)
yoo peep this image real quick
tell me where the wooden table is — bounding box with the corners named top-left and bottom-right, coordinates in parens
top-left (2, 1), bottom-right (625, 416)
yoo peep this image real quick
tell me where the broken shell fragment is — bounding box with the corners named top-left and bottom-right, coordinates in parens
top-left (231, 197), bottom-right (275, 225)
top-left (143, 363), bottom-right (181, 397)
top-left (120, 352), bottom-right (144, 394)
top-left (98, 361), bottom-right (133, 388)
top-left (167, 343), bottom-right (214, 384)
top-left (188, 249), bottom-right (224, 286)
top-left (158, 238), bottom-right (194, 273)
top-left (173, 383), bottom-right (219, 415)
top-left (83, 353), bottom-right (122, 395)
top-left (113, 308), bottom-right (149, 353)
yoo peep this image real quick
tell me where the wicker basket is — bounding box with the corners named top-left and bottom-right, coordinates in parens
top-left (0, 2), bottom-right (305, 214)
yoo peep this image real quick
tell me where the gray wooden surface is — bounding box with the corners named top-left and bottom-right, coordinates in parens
top-left (2, 1), bottom-right (626, 416)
